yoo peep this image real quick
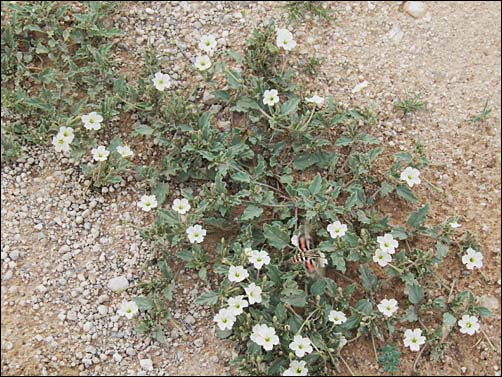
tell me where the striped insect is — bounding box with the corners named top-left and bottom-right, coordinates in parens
top-left (289, 233), bottom-right (326, 276)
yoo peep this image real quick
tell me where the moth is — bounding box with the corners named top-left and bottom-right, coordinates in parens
top-left (289, 227), bottom-right (326, 277)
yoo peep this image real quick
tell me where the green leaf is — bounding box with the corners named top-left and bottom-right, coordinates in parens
top-left (309, 174), bottom-right (322, 195)
top-left (153, 182), bottom-right (169, 205)
top-left (335, 136), bottom-right (353, 147)
top-left (407, 204), bottom-right (429, 228)
top-left (231, 171), bottom-right (251, 183)
top-left (235, 97), bottom-right (260, 112)
top-left (195, 290), bottom-right (219, 305)
top-left (400, 305), bottom-right (418, 323)
top-left (358, 134), bottom-right (380, 145)
top-left (241, 205), bottom-right (263, 221)
top-left (355, 299), bottom-right (373, 315)
top-left (134, 124), bottom-right (154, 136)
top-left (263, 224), bottom-right (290, 250)
top-left (359, 265), bottom-right (379, 293)
top-left (198, 267), bottom-right (207, 281)
top-left (442, 312), bottom-right (457, 330)
top-left (133, 296), bottom-right (153, 311)
top-left (293, 152), bottom-right (319, 171)
top-left (407, 283), bottom-right (424, 305)
top-left (396, 184), bottom-right (417, 203)
top-left (474, 306), bottom-right (492, 317)
top-left (158, 209), bottom-right (180, 226)
top-left (281, 97), bottom-right (299, 116)
top-left (391, 226), bottom-right (408, 240)
top-left (267, 264), bottom-right (282, 284)
top-left (176, 250), bottom-right (194, 262)
top-left (226, 50), bottom-right (244, 64)
top-left (281, 294), bottom-right (306, 307)
top-left (153, 325), bottom-right (167, 343)
top-left (330, 252), bottom-right (346, 273)
top-left (433, 242), bottom-right (448, 264)
top-left (212, 90), bottom-right (230, 103)
top-left (310, 279), bottom-right (327, 295)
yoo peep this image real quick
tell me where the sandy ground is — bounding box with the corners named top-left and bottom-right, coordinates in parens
top-left (1, 1), bottom-right (500, 376)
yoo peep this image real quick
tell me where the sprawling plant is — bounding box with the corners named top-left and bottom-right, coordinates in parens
top-left (2, 4), bottom-right (492, 374)
top-left (126, 26), bottom-right (491, 375)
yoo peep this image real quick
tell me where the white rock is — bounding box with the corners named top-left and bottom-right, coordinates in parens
top-left (387, 24), bottom-right (404, 45)
top-left (477, 295), bottom-right (499, 311)
top-left (351, 81), bottom-right (368, 94)
top-left (3, 270), bottom-right (13, 281)
top-left (67, 311), bottom-right (78, 321)
top-left (113, 353), bottom-right (123, 363)
top-left (97, 305), bottom-right (108, 316)
top-left (36, 284), bottom-right (48, 293)
top-left (140, 358), bottom-right (154, 371)
top-left (404, 1), bottom-right (427, 19)
top-left (107, 276), bottom-right (129, 292)
top-left (9, 250), bottom-right (19, 261)
top-left (145, 7), bottom-right (155, 15)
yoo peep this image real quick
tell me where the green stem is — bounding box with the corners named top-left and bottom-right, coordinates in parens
top-left (297, 308), bottom-right (320, 335)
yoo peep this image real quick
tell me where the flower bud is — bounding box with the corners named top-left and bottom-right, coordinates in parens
top-left (256, 356), bottom-right (262, 363)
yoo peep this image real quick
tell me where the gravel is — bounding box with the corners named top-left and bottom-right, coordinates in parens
top-left (1, 1), bottom-right (500, 376)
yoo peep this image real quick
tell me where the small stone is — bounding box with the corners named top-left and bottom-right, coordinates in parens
top-left (352, 81), bottom-right (368, 94)
top-left (3, 270), bottom-right (13, 281)
top-left (107, 276), bottom-right (129, 292)
top-left (184, 314), bottom-right (196, 325)
top-left (145, 7), bottom-right (155, 15)
top-left (97, 305), bottom-right (108, 316)
top-left (67, 311), bottom-right (78, 321)
top-left (387, 24), bottom-right (404, 45)
top-left (36, 284), bottom-right (48, 293)
top-left (194, 338), bottom-right (204, 347)
top-left (85, 345), bottom-right (96, 354)
top-left (403, 1), bottom-right (427, 19)
top-left (113, 353), bottom-right (123, 363)
top-left (140, 358), bottom-right (154, 371)
top-left (126, 347), bottom-right (136, 356)
top-left (9, 250), bottom-right (19, 261)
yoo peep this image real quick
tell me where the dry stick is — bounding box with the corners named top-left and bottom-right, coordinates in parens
top-left (447, 278), bottom-right (457, 303)
top-left (339, 354), bottom-right (355, 376)
top-left (481, 328), bottom-right (500, 353)
top-left (371, 333), bottom-right (379, 364)
top-left (413, 343), bottom-right (429, 373)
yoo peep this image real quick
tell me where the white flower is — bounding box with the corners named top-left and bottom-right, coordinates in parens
top-left (305, 95), bottom-right (324, 107)
top-left (117, 301), bottom-right (139, 319)
top-left (449, 221), bottom-right (461, 229)
top-left (91, 145), bottom-right (110, 162)
top-left (289, 335), bottom-right (313, 358)
top-left (291, 235), bottom-right (299, 248)
top-left (198, 34), bottom-right (217, 53)
top-left (213, 308), bottom-right (236, 331)
top-left (458, 314), bottom-right (480, 336)
top-left (335, 333), bottom-right (348, 349)
top-left (244, 282), bottom-right (262, 305)
top-left (116, 145), bottom-right (134, 158)
top-left (400, 166), bottom-right (421, 187)
top-left (81, 111), bottom-right (103, 130)
top-left (328, 310), bottom-right (347, 325)
top-left (186, 224), bottom-right (207, 244)
top-left (228, 265), bottom-right (249, 283)
top-left (327, 221), bottom-right (348, 239)
top-left (172, 198), bottom-right (191, 215)
top-left (137, 194), bottom-right (158, 212)
top-left (377, 233), bottom-right (398, 254)
top-left (263, 89), bottom-right (279, 106)
top-left (139, 358), bottom-right (154, 371)
top-left (250, 324), bottom-right (279, 351)
top-left (283, 360), bottom-right (308, 376)
top-left (152, 71), bottom-right (171, 91)
top-left (57, 126), bottom-right (75, 143)
top-left (276, 28), bottom-right (297, 51)
top-left (52, 134), bottom-right (71, 153)
top-left (377, 298), bottom-right (399, 317)
top-left (227, 295), bottom-right (249, 316)
top-left (248, 250), bottom-right (270, 270)
top-left (403, 328), bottom-right (426, 352)
top-left (373, 249), bottom-right (392, 267)
top-left (462, 247), bottom-right (483, 270)
top-left (195, 55), bottom-right (211, 71)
